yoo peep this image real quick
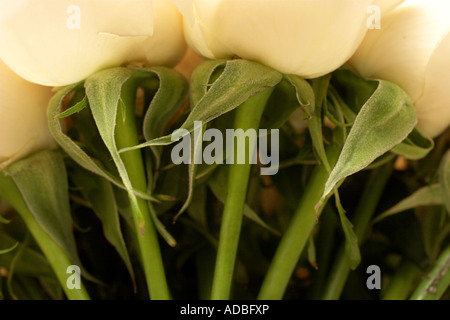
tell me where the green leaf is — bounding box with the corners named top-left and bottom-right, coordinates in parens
top-left (309, 75), bottom-right (332, 172)
top-left (141, 66), bottom-right (189, 169)
top-left (331, 66), bottom-right (378, 114)
top-left (261, 78), bottom-right (308, 130)
top-left (7, 234), bottom-right (29, 300)
top-left (373, 184), bottom-right (443, 224)
top-left (120, 59), bottom-right (283, 151)
top-left (48, 77), bottom-right (171, 205)
top-left (190, 60), bottom-right (227, 108)
top-left (0, 215), bottom-right (11, 224)
top-left (85, 67), bottom-right (148, 229)
top-left (187, 185), bottom-right (208, 227)
top-left (147, 60), bottom-right (282, 222)
top-left (48, 83), bottom-right (128, 191)
top-left (55, 96), bottom-right (87, 119)
top-left (171, 61), bottom-right (224, 222)
top-left (392, 128), bottom-right (434, 160)
top-left (283, 74), bottom-right (315, 119)
top-left (329, 83), bottom-right (433, 162)
top-left (439, 150), bottom-right (450, 215)
top-left (148, 201), bottom-right (177, 247)
top-left (0, 242), bottom-right (18, 255)
top-left (0, 232), bottom-right (53, 278)
top-left (335, 192), bottom-right (361, 270)
top-left (173, 123), bottom-right (205, 222)
top-left (320, 80), bottom-right (417, 202)
top-left (69, 165), bottom-right (135, 285)
top-left (3, 150), bottom-right (82, 270)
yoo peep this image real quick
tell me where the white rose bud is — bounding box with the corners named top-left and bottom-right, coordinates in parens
top-left (0, 0), bottom-right (186, 86)
top-left (350, 0), bottom-right (450, 138)
top-left (173, 0), bottom-right (375, 79)
top-left (0, 59), bottom-right (56, 170)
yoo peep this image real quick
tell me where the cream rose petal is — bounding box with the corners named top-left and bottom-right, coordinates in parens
top-left (0, 0), bottom-right (186, 86)
top-left (350, 0), bottom-right (450, 137)
top-left (415, 31), bottom-right (450, 137)
top-left (0, 59), bottom-right (56, 169)
top-left (350, 1), bottom-right (449, 102)
top-left (175, 0), bottom-right (374, 78)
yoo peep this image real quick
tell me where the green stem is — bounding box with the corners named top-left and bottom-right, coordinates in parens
top-left (308, 206), bottom-right (339, 299)
top-left (382, 260), bottom-right (422, 300)
top-left (115, 81), bottom-right (170, 299)
top-left (0, 173), bottom-right (90, 300)
top-left (210, 88), bottom-right (274, 300)
top-left (257, 143), bottom-right (341, 300)
top-left (410, 244), bottom-right (450, 300)
top-left (322, 164), bottom-right (393, 300)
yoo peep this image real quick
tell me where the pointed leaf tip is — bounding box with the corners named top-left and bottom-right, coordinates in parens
top-left (321, 80), bottom-right (416, 201)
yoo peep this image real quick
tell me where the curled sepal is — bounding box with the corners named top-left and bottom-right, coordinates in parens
top-left (335, 191), bottom-right (361, 270)
top-left (141, 66), bottom-right (190, 170)
top-left (392, 128), bottom-right (434, 160)
top-left (0, 215), bottom-right (11, 224)
top-left (283, 74), bottom-right (315, 119)
top-left (69, 165), bottom-right (135, 288)
top-left (134, 59), bottom-right (282, 220)
top-left (120, 59), bottom-right (283, 152)
top-left (0, 242), bottom-right (18, 255)
top-left (319, 80), bottom-right (417, 204)
top-left (47, 77), bottom-right (173, 204)
top-left (84, 68), bottom-right (147, 229)
top-left (309, 75), bottom-right (332, 173)
top-left (373, 184), bottom-right (443, 224)
top-left (171, 60), bottom-right (227, 222)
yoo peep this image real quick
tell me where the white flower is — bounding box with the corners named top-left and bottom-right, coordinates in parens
top-left (349, 0), bottom-right (450, 138)
top-left (173, 0), bottom-right (375, 78)
top-left (0, 0), bottom-right (186, 86)
top-left (0, 59), bottom-right (56, 170)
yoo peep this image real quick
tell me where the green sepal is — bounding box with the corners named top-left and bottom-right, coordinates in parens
top-left (335, 191), bottom-right (361, 270)
top-left (309, 75), bottom-right (332, 173)
top-left (68, 164), bottom-right (135, 287)
top-left (120, 59), bottom-right (283, 152)
top-left (0, 242), bottom-right (18, 255)
top-left (373, 184), bottom-right (443, 224)
top-left (0, 150), bottom-right (91, 281)
top-left (320, 80), bottom-right (417, 203)
top-left (54, 96), bottom-right (88, 119)
top-left (283, 74), bottom-right (315, 119)
top-left (392, 128), bottom-right (434, 160)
